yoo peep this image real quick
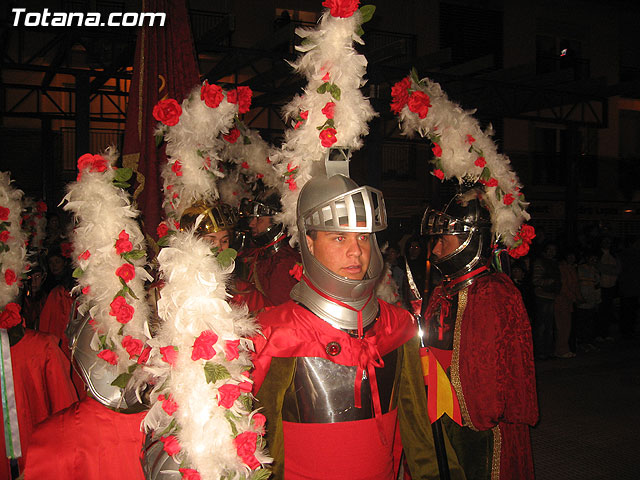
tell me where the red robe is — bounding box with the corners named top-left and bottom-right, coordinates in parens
top-left (241, 244), bottom-right (300, 306)
top-left (230, 278), bottom-right (272, 314)
top-left (429, 273), bottom-right (538, 480)
top-left (24, 396), bottom-right (146, 480)
top-left (253, 300), bottom-right (464, 479)
top-left (0, 329), bottom-right (78, 478)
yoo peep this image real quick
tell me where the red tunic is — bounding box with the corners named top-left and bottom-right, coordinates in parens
top-left (24, 396), bottom-right (146, 480)
top-left (253, 300), bottom-right (458, 479)
top-left (430, 273), bottom-right (538, 480)
top-left (0, 329), bottom-right (78, 478)
top-left (230, 278), bottom-right (272, 314)
top-left (241, 244), bottom-right (300, 306)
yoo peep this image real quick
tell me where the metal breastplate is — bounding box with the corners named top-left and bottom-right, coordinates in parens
top-left (283, 349), bottom-right (399, 423)
top-left (423, 292), bottom-right (459, 350)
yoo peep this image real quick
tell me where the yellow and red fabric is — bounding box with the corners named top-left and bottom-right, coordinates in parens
top-left (420, 346), bottom-right (462, 425)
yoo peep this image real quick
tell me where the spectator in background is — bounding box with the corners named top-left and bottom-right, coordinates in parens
top-left (576, 251), bottom-right (601, 352)
top-left (511, 259), bottom-right (534, 320)
top-left (597, 236), bottom-right (620, 341)
top-left (532, 242), bottom-right (562, 360)
top-left (618, 236), bottom-right (640, 340)
top-left (554, 250), bottom-right (582, 358)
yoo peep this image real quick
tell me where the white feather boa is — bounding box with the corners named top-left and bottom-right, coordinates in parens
top-left (0, 172), bottom-right (27, 310)
top-left (271, 8), bottom-right (377, 245)
top-left (393, 74), bottom-right (531, 248)
top-left (62, 148), bottom-right (153, 380)
top-left (143, 231), bottom-right (271, 478)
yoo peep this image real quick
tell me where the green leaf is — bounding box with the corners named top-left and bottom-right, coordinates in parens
top-left (519, 194), bottom-right (526, 203)
top-left (122, 250), bottom-right (146, 261)
top-left (356, 27), bottom-right (364, 37)
top-left (196, 149), bottom-right (206, 158)
top-left (243, 136), bottom-right (252, 145)
top-left (224, 410), bottom-right (239, 436)
top-left (111, 372), bottom-right (132, 389)
top-left (359, 5), bottom-right (376, 23)
top-left (239, 394), bottom-right (253, 412)
top-left (113, 181), bottom-right (131, 189)
top-left (410, 67), bottom-right (420, 85)
top-left (316, 83), bottom-right (328, 94)
top-left (155, 133), bottom-right (164, 148)
top-left (114, 167), bottom-right (133, 183)
top-left (128, 363), bottom-right (139, 373)
top-left (72, 267), bottom-right (84, 278)
top-left (160, 418), bottom-right (177, 437)
top-left (118, 324), bottom-right (124, 335)
top-left (326, 119), bottom-right (335, 128)
top-left (157, 236), bottom-right (170, 247)
top-left (203, 362), bottom-right (231, 384)
top-left (329, 83), bottom-right (341, 101)
top-left (480, 167), bottom-right (491, 181)
top-left (216, 247), bottom-right (237, 269)
top-left (125, 285), bottom-right (139, 300)
top-left (250, 469), bottom-right (272, 480)
top-left (496, 188), bottom-right (503, 200)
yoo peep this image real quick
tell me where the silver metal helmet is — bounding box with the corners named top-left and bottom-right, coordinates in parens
top-left (421, 187), bottom-right (493, 281)
top-left (65, 304), bottom-right (141, 410)
top-left (238, 189), bottom-right (285, 247)
top-left (290, 174), bottom-right (387, 330)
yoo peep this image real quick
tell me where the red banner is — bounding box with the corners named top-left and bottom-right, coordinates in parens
top-left (122, 0), bottom-right (200, 239)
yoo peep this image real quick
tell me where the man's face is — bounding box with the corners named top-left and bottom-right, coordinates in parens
top-left (248, 216), bottom-right (272, 236)
top-left (431, 235), bottom-right (461, 260)
top-left (203, 230), bottom-right (231, 251)
top-left (306, 230), bottom-right (372, 280)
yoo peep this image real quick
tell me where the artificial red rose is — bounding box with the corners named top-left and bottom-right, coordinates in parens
top-left (241, 162), bottom-right (249, 169)
top-left (191, 330), bottom-right (218, 361)
top-left (0, 303), bottom-right (22, 329)
top-left (4, 269), bottom-right (17, 286)
top-left (82, 285), bottom-right (91, 295)
top-left (239, 381), bottom-right (252, 393)
top-left (36, 201), bottom-right (47, 213)
top-left (289, 263), bottom-right (303, 281)
top-left (407, 91), bottom-right (431, 119)
top-left (433, 169), bottom-right (445, 181)
top-left (179, 468), bottom-right (201, 480)
top-left (122, 335), bottom-right (144, 359)
top-left (466, 134), bottom-right (476, 144)
top-left (97, 349), bottom-right (118, 365)
top-left (224, 339), bottom-right (241, 361)
top-left (77, 154), bottom-right (108, 180)
top-left (157, 223), bottom-right (169, 238)
top-left (508, 240), bottom-right (530, 259)
top-left (223, 128), bottom-right (241, 144)
top-left (481, 178), bottom-right (498, 187)
top-left (390, 77), bottom-right (411, 114)
top-left (286, 178), bottom-right (297, 191)
top-left (217, 384), bottom-right (241, 408)
top-left (152, 98), bottom-right (182, 126)
top-left (300, 110), bottom-right (309, 120)
top-left (503, 193), bottom-right (514, 205)
top-left (160, 345), bottom-right (178, 366)
top-left (257, 173), bottom-right (264, 179)
top-left (116, 263), bottom-right (136, 283)
top-left (236, 86), bottom-right (252, 114)
top-left (137, 346), bottom-right (152, 365)
top-left (519, 224), bottom-right (536, 241)
top-left (109, 296), bottom-right (135, 324)
top-left (319, 128), bottom-right (338, 148)
top-left (322, 101), bottom-right (336, 119)
top-left (252, 413), bottom-right (266, 434)
top-left (322, 72), bottom-right (330, 82)
top-left (115, 230), bottom-right (133, 254)
top-left (0, 207), bottom-right (9, 221)
top-left (200, 81), bottom-right (224, 108)
top-left (158, 393), bottom-right (179, 416)
top-left (431, 143), bottom-right (442, 158)
top-left (78, 250), bottom-right (91, 261)
top-left (294, 121), bottom-right (302, 130)
top-left (160, 435), bottom-right (181, 456)
top-left (322, 0), bottom-right (360, 18)
top-left (233, 431), bottom-right (260, 469)
top-left (171, 160), bottom-right (183, 177)
top-left (475, 156), bottom-right (486, 168)
top-left (0, 230), bottom-right (9, 242)
top-left (60, 242), bottom-right (73, 258)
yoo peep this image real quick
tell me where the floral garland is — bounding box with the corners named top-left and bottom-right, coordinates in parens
top-left (62, 149), bottom-right (153, 389)
top-left (0, 172), bottom-right (27, 328)
top-left (391, 70), bottom-right (535, 257)
top-left (270, 1), bottom-right (376, 244)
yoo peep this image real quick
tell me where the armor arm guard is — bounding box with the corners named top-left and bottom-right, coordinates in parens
top-left (397, 336), bottom-right (465, 479)
top-left (255, 357), bottom-right (297, 479)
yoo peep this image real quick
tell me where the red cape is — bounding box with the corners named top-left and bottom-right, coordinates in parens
top-left (0, 329), bottom-right (78, 477)
top-left (24, 396), bottom-right (146, 480)
top-left (241, 244), bottom-right (300, 306)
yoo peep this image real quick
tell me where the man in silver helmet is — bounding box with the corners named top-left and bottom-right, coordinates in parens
top-left (238, 189), bottom-right (301, 305)
top-left (420, 187), bottom-right (538, 480)
top-left (252, 174), bottom-right (459, 479)
top-left (23, 309), bottom-right (147, 479)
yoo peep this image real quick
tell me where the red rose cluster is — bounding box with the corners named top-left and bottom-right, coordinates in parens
top-left (77, 153), bottom-right (108, 181)
top-left (508, 224), bottom-right (536, 258)
top-left (323, 0), bottom-right (360, 18)
top-left (0, 303), bottom-right (22, 329)
top-left (390, 77), bottom-right (432, 119)
top-left (153, 99), bottom-right (182, 127)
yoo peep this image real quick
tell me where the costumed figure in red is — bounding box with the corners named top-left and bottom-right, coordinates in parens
top-left (180, 200), bottom-right (271, 314)
top-left (237, 189), bottom-right (300, 306)
top-left (23, 312), bottom-right (147, 480)
top-left (252, 174), bottom-right (462, 479)
top-left (419, 187), bottom-right (538, 480)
